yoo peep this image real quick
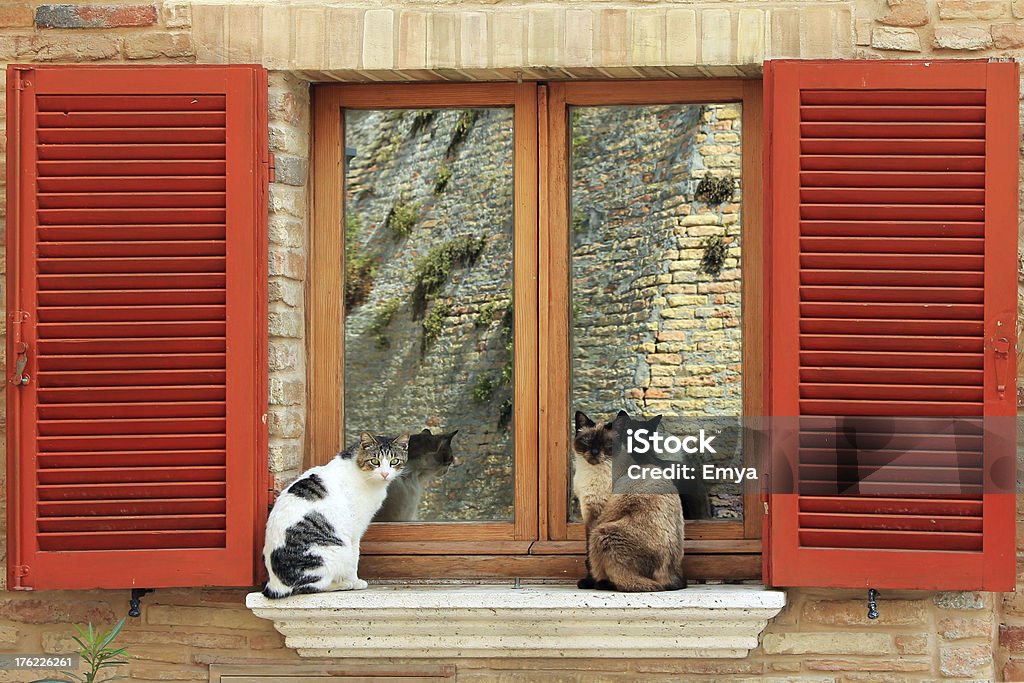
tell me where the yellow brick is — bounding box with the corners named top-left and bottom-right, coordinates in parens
top-left (564, 9), bottom-right (594, 67)
top-left (362, 9), bottom-right (394, 70)
top-left (226, 3), bottom-right (261, 63)
top-left (632, 9), bottom-right (665, 65)
top-left (737, 9), bottom-right (765, 65)
top-left (460, 12), bottom-right (488, 69)
top-left (528, 8), bottom-right (563, 66)
top-left (293, 7), bottom-right (326, 70)
top-left (428, 12), bottom-right (457, 68)
top-left (596, 9), bottom-right (629, 66)
top-left (701, 9), bottom-right (733, 64)
top-left (327, 8), bottom-right (363, 70)
top-left (261, 4), bottom-right (291, 70)
top-left (492, 11), bottom-right (525, 68)
top-left (801, 6), bottom-right (835, 58)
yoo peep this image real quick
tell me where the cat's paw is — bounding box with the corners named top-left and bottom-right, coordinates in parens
top-left (577, 576), bottom-right (596, 589)
top-left (594, 579), bottom-right (617, 591)
top-left (352, 578), bottom-right (368, 590)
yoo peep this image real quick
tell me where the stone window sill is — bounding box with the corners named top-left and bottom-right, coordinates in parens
top-left (246, 583), bottom-right (785, 658)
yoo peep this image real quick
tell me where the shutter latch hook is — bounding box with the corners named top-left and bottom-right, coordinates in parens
top-left (867, 588), bottom-right (880, 620)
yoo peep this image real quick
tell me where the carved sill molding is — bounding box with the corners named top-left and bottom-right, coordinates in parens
top-left (247, 583), bottom-right (786, 659)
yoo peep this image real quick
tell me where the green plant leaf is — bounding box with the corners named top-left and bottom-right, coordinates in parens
top-left (28, 678), bottom-right (70, 683)
top-left (97, 618), bottom-right (125, 652)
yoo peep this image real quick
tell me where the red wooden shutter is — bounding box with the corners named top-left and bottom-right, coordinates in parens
top-left (766, 60), bottom-right (1018, 591)
top-left (6, 65), bottom-right (269, 590)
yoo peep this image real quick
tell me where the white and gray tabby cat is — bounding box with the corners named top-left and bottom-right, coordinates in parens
top-left (262, 432), bottom-right (409, 599)
top-left (373, 429), bottom-right (458, 522)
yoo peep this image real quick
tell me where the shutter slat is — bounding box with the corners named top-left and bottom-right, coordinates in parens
top-left (38, 304), bottom-right (226, 322)
top-left (801, 122), bottom-right (985, 138)
top-left (37, 387), bottom-right (225, 404)
top-left (800, 449), bottom-right (983, 468)
top-left (38, 160), bottom-right (226, 176)
top-left (38, 111), bottom-right (227, 127)
top-left (801, 90), bottom-right (985, 105)
top-left (800, 302), bottom-right (983, 319)
top-left (37, 369), bottom-right (226, 387)
top-left (38, 434), bottom-right (226, 452)
top-left (38, 481), bottom-right (226, 500)
top-left (36, 337), bottom-right (225, 354)
top-left (38, 256), bottom-right (226, 273)
top-left (798, 400), bottom-right (983, 416)
top-left (38, 418), bottom-right (226, 436)
top-left (801, 222), bottom-right (984, 237)
top-left (37, 322), bottom-right (226, 338)
top-left (38, 354), bottom-right (226, 371)
top-left (39, 401), bottom-right (225, 418)
top-left (38, 531), bottom-right (227, 552)
top-left (800, 319), bottom-right (982, 336)
top-left (800, 286), bottom-right (983, 303)
top-left (39, 514), bottom-right (227, 533)
top-left (799, 529), bottom-right (982, 551)
top-left (37, 94), bottom-right (226, 111)
top-left (801, 139), bottom-right (985, 155)
top-left (801, 350), bottom-right (982, 369)
top-left (798, 496), bottom-right (983, 515)
top-left (800, 367), bottom-right (983, 385)
top-left (38, 208), bottom-right (226, 224)
top-left (37, 143), bottom-right (227, 161)
top-left (38, 274), bottom-right (226, 290)
top-left (39, 290), bottom-right (226, 306)
top-left (38, 450), bottom-right (225, 468)
top-left (801, 188), bottom-right (984, 205)
top-left (38, 192), bottom-right (227, 209)
top-left (800, 238), bottom-right (983, 254)
top-left (38, 498), bottom-right (226, 517)
top-left (39, 225), bottom-right (226, 241)
top-left (801, 335), bottom-right (983, 352)
top-left (801, 155), bottom-right (985, 172)
top-left (38, 128), bottom-right (225, 144)
top-left (800, 172), bottom-right (984, 188)
top-left (800, 105), bottom-right (986, 122)
top-left (800, 205), bottom-right (984, 221)
top-left (799, 464), bottom-right (982, 485)
top-left (801, 271), bottom-right (983, 286)
top-left (38, 466), bottom-right (226, 484)
top-left (799, 512), bottom-right (983, 532)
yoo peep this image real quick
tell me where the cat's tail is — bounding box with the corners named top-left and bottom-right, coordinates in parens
top-left (262, 584), bottom-right (291, 599)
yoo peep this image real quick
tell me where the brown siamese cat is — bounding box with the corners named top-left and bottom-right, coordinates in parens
top-left (573, 410), bottom-right (686, 592)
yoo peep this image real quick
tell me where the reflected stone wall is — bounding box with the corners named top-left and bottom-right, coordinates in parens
top-left (569, 104), bottom-right (743, 519)
top-left (343, 104), bottom-right (743, 521)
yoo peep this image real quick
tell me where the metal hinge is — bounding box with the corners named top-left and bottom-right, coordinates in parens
top-left (989, 56), bottom-right (1015, 62)
top-left (763, 501), bottom-right (769, 515)
top-left (267, 153), bottom-right (276, 184)
top-left (13, 565), bottom-right (29, 579)
top-left (268, 474), bottom-right (278, 508)
top-left (9, 311), bottom-right (29, 386)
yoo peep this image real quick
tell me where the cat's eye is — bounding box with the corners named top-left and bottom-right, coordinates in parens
top-left (370, 458), bottom-right (380, 467)
top-left (390, 458), bottom-right (401, 466)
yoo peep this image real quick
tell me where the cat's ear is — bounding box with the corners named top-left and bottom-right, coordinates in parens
top-left (359, 432), bottom-right (377, 449)
top-left (394, 433), bottom-right (411, 449)
top-left (575, 411), bottom-right (595, 432)
top-left (648, 415), bottom-right (664, 430)
top-left (420, 428), bottom-right (432, 435)
top-left (617, 409), bottom-right (629, 418)
top-left (446, 429), bottom-right (459, 442)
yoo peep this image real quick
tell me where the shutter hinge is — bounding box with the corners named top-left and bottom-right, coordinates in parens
top-left (989, 56), bottom-right (1014, 62)
top-left (9, 311), bottom-right (30, 386)
top-left (268, 474), bottom-right (279, 508)
top-left (267, 153), bottom-right (276, 184)
top-left (12, 564), bottom-right (30, 590)
top-left (763, 501), bottom-right (769, 515)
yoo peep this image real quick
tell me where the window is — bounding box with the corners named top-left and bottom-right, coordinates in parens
top-left (309, 81), bottom-right (763, 580)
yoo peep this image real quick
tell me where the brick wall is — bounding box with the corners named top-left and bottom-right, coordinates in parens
top-left (0, 1), bottom-right (1020, 681)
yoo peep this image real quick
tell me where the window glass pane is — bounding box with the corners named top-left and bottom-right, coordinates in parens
top-left (568, 103), bottom-right (743, 522)
top-left (343, 108), bottom-right (514, 522)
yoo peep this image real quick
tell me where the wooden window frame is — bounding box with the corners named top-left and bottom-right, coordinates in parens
top-left (308, 80), bottom-right (763, 580)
